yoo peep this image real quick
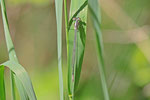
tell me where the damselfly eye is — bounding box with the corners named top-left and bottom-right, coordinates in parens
top-left (73, 18), bottom-right (76, 21)
top-left (77, 17), bottom-right (81, 21)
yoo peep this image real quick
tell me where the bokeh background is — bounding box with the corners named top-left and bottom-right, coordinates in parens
top-left (0, 0), bottom-right (150, 100)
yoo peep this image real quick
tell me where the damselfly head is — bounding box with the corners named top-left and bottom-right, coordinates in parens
top-left (73, 17), bottom-right (81, 29)
top-left (73, 17), bottom-right (81, 21)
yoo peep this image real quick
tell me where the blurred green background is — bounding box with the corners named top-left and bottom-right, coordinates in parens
top-left (0, 0), bottom-right (150, 100)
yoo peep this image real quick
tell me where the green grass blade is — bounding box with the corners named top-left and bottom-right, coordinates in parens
top-left (68, 1), bottom-right (88, 30)
top-left (67, 0), bottom-right (88, 99)
top-left (0, 65), bottom-right (5, 100)
top-left (55, 0), bottom-right (64, 100)
top-left (1, 0), bottom-right (16, 99)
top-left (1, 61), bottom-right (36, 100)
top-left (15, 78), bottom-right (28, 100)
top-left (63, 0), bottom-right (71, 98)
top-left (88, 0), bottom-right (110, 100)
top-left (64, 0), bottom-right (68, 32)
top-left (1, 0), bottom-right (36, 99)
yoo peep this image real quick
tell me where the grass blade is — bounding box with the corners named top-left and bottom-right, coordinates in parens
top-left (88, 0), bottom-right (110, 100)
top-left (64, 0), bottom-right (70, 98)
top-left (67, 0), bottom-right (88, 99)
top-left (68, 1), bottom-right (88, 30)
top-left (55, 0), bottom-right (64, 100)
top-left (1, 0), bottom-right (16, 99)
top-left (0, 65), bottom-right (5, 100)
top-left (1, 61), bottom-right (36, 100)
top-left (1, 0), bottom-right (37, 99)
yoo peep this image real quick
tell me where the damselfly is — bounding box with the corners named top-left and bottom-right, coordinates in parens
top-left (72, 17), bottom-right (81, 82)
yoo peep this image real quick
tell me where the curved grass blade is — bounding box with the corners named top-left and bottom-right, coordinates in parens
top-left (1, 0), bottom-right (16, 99)
top-left (67, 0), bottom-right (88, 99)
top-left (68, 1), bottom-right (88, 30)
top-left (15, 78), bottom-right (28, 100)
top-left (0, 66), bottom-right (5, 100)
top-left (54, 0), bottom-right (64, 100)
top-left (1, 61), bottom-right (36, 100)
top-left (88, 0), bottom-right (110, 100)
top-left (1, 0), bottom-right (37, 99)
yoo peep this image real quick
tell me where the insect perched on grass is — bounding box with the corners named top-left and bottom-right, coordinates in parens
top-left (72, 17), bottom-right (81, 82)
top-left (70, 17), bottom-right (86, 100)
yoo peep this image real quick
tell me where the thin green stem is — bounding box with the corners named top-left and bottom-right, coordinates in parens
top-left (64, 0), bottom-right (69, 32)
top-left (64, 0), bottom-right (71, 99)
